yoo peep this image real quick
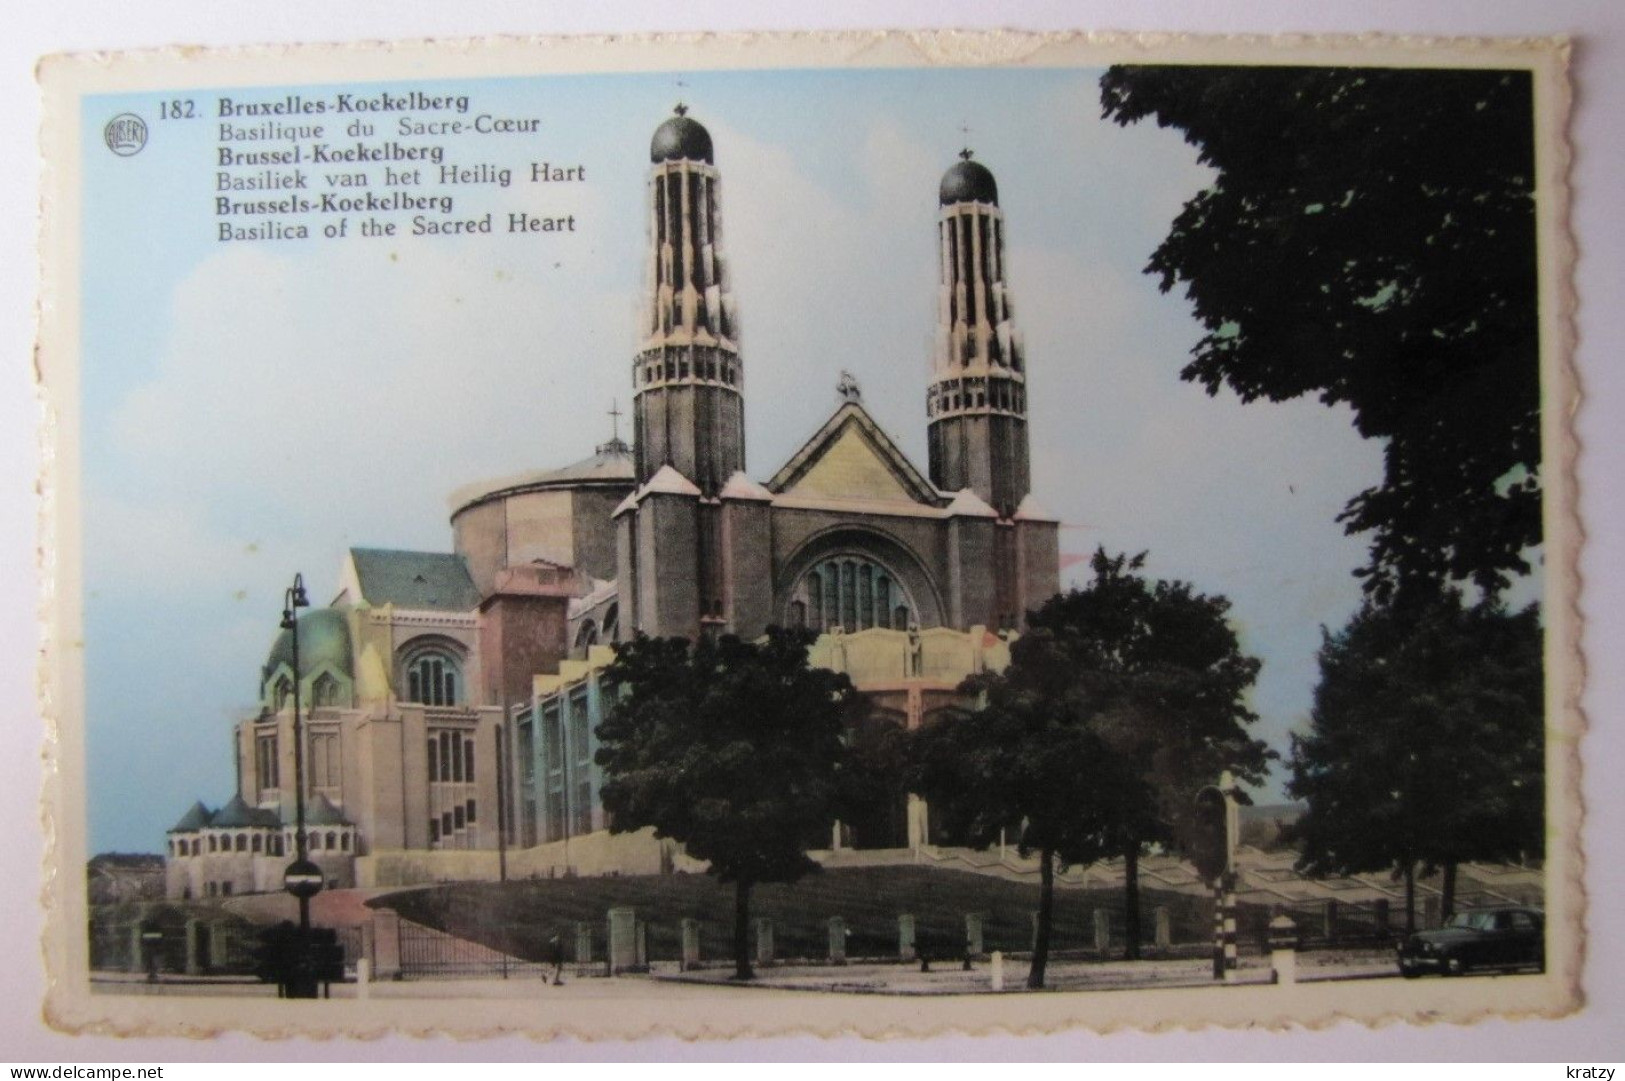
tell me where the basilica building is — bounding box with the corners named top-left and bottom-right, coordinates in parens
top-left (165, 108), bottom-right (1060, 896)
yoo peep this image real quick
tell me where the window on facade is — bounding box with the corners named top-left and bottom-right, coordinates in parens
top-left (464, 738), bottom-right (475, 783)
top-left (789, 557), bottom-right (915, 634)
top-left (273, 675), bottom-right (292, 711)
top-left (575, 781), bottom-right (593, 835)
top-left (312, 672), bottom-right (341, 708)
top-left (252, 833), bottom-right (262, 853)
top-left (311, 731), bottom-right (341, 791)
top-left (466, 799), bottom-right (477, 825)
top-left (442, 811), bottom-right (453, 837)
top-left (340, 832), bottom-right (350, 852)
top-left (453, 805), bottom-right (465, 830)
top-left (543, 707), bottom-right (563, 774)
top-left (325, 831), bottom-right (336, 849)
top-left (221, 881), bottom-right (233, 896)
top-left (429, 818), bottom-right (439, 843)
top-left (406, 652), bottom-right (460, 706)
top-left (207, 835), bottom-right (216, 853)
top-left (236, 833), bottom-right (247, 852)
top-left (570, 692), bottom-right (590, 766)
top-left (575, 621), bottom-right (598, 652)
top-left (256, 733), bottom-right (279, 793)
top-left (191, 838), bottom-right (200, 856)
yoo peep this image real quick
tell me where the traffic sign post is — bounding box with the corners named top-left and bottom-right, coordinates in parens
top-left (1193, 772), bottom-right (1239, 982)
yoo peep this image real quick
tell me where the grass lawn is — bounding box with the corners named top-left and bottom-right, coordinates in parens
top-left (371, 865), bottom-right (1216, 964)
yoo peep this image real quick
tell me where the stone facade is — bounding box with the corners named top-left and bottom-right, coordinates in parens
top-left (164, 107), bottom-right (1061, 895)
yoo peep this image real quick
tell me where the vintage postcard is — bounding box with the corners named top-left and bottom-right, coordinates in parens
top-left (36, 30), bottom-right (1578, 1039)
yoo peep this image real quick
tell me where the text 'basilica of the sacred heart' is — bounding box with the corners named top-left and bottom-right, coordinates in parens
top-left (163, 108), bottom-right (1060, 899)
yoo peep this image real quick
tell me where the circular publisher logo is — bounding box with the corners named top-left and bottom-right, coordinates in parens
top-left (104, 113), bottom-right (147, 157)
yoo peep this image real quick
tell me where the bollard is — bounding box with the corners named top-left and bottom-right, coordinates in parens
top-left (1093, 909), bottom-right (1111, 954)
top-left (898, 913), bottom-right (917, 962)
top-left (990, 950), bottom-right (1005, 992)
top-left (184, 919), bottom-right (202, 976)
top-left (607, 908), bottom-right (638, 975)
top-left (755, 918), bottom-right (775, 967)
top-left (356, 958), bottom-right (371, 1000)
top-left (965, 913), bottom-right (984, 959)
top-left (827, 917), bottom-right (847, 966)
top-left (1154, 905), bottom-right (1172, 951)
top-left (1268, 915), bottom-right (1299, 986)
top-left (128, 924), bottom-right (144, 975)
top-left (681, 918), bottom-right (700, 971)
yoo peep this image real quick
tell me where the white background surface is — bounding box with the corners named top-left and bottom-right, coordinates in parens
top-left (4, 0), bottom-right (1621, 1062)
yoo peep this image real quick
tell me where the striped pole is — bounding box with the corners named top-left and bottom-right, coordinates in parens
top-left (1222, 873), bottom-right (1239, 981)
top-left (1212, 881), bottom-right (1225, 980)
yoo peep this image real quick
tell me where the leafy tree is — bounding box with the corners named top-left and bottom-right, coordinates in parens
top-left (911, 550), bottom-right (1268, 983)
top-left (595, 628), bottom-right (865, 979)
top-left (1288, 592), bottom-right (1544, 929)
top-left (1099, 66), bottom-right (1539, 602)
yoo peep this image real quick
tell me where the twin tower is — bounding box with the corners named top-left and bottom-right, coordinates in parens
top-left (613, 107), bottom-right (1057, 642)
top-left (631, 108), bottom-right (1032, 517)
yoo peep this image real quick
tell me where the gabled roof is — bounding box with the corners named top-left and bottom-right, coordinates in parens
top-left (348, 548), bottom-right (482, 612)
top-left (719, 471), bottom-right (774, 503)
top-left (944, 488), bottom-right (998, 518)
top-left (766, 401), bottom-right (943, 507)
top-left (170, 801), bottom-right (213, 832)
top-left (210, 794), bottom-right (281, 829)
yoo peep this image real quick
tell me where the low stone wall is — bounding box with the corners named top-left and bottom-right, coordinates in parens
top-left (357, 828), bottom-right (707, 887)
top-left (505, 828), bottom-right (707, 879)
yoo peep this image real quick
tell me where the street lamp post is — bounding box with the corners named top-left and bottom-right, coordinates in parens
top-left (279, 573), bottom-right (324, 998)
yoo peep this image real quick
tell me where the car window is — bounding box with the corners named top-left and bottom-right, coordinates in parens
top-left (1509, 912), bottom-right (1535, 930)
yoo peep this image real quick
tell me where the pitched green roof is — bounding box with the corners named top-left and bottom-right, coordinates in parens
top-left (210, 794), bottom-right (281, 829)
top-left (350, 548), bottom-right (482, 611)
top-left (170, 801), bottom-right (213, 832)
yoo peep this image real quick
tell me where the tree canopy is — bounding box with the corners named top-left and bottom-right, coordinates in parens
top-left (595, 627), bottom-right (865, 978)
top-left (910, 551), bottom-right (1268, 982)
top-left (1288, 591), bottom-right (1544, 923)
top-left (1099, 66), bottom-right (1540, 602)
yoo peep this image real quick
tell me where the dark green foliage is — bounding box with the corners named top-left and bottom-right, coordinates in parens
top-left (594, 627), bottom-right (865, 977)
top-left (1288, 592), bottom-right (1544, 923)
top-left (909, 551), bottom-right (1269, 983)
top-left (1099, 66), bottom-right (1540, 601)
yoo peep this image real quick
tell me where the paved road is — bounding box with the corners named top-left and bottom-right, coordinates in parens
top-left (94, 950), bottom-right (1410, 998)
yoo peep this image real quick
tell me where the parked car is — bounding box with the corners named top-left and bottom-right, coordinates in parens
top-left (1397, 905), bottom-right (1544, 977)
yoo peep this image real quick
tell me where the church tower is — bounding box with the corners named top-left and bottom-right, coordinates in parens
top-left (926, 151), bottom-right (1030, 519)
top-left (632, 106), bottom-right (745, 497)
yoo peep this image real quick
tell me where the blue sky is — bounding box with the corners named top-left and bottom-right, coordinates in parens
top-left (80, 64), bottom-right (1406, 854)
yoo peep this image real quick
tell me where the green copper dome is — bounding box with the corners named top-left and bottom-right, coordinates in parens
top-left (263, 607), bottom-right (354, 684)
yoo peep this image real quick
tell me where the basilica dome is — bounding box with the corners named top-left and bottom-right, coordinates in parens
top-left (650, 112), bottom-right (714, 164)
top-left (262, 606), bottom-right (354, 683)
top-left (939, 157), bottom-right (998, 206)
